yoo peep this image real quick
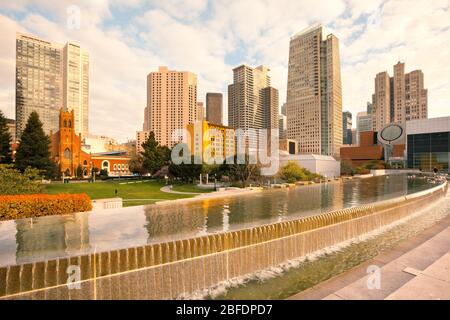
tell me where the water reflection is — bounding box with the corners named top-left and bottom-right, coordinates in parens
top-left (14, 214), bottom-right (90, 265)
top-left (0, 174), bottom-right (435, 267)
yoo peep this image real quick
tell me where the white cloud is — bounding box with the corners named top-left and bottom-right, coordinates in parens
top-left (150, 0), bottom-right (209, 21)
top-left (0, 0), bottom-right (449, 141)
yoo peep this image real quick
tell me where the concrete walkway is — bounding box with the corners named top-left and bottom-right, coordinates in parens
top-left (386, 252), bottom-right (450, 299)
top-left (289, 215), bottom-right (450, 300)
top-left (159, 185), bottom-right (202, 195)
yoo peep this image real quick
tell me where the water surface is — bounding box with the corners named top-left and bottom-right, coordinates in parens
top-left (0, 174), bottom-right (435, 267)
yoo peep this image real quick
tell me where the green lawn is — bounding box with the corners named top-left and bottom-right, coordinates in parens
top-left (44, 180), bottom-right (195, 207)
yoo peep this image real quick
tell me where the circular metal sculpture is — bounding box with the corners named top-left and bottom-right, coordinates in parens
top-left (378, 123), bottom-right (405, 145)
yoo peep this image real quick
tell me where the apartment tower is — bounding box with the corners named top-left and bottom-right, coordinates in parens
top-left (143, 66), bottom-right (197, 147)
top-left (62, 43), bottom-right (89, 138)
top-left (286, 24), bottom-right (343, 157)
top-left (16, 33), bottom-right (62, 138)
top-left (15, 33), bottom-right (89, 139)
top-left (196, 102), bottom-right (205, 122)
top-left (342, 111), bottom-right (352, 145)
top-left (372, 62), bottom-right (428, 132)
top-left (228, 65), bottom-right (279, 148)
top-left (205, 92), bottom-right (223, 125)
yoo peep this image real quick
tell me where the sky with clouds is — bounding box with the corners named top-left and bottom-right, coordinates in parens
top-left (0, 0), bottom-right (449, 142)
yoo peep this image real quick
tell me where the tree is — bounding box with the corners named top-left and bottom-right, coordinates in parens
top-left (0, 164), bottom-right (43, 195)
top-left (168, 156), bottom-right (202, 183)
top-left (340, 160), bottom-right (355, 176)
top-left (0, 110), bottom-right (12, 164)
top-left (99, 169), bottom-right (109, 180)
top-left (141, 131), bottom-right (170, 176)
top-left (229, 154), bottom-right (261, 187)
top-left (128, 149), bottom-right (147, 176)
top-left (279, 161), bottom-right (306, 182)
top-left (15, 112), bottom-right (56, 178)
top-left (76, 164), bottom-right (83, 179)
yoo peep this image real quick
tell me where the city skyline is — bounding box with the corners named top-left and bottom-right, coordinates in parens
top-left (0, 0), bottom-right (449, 142)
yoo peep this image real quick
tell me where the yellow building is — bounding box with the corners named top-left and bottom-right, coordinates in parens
top-left (187, 120), bottom-right (236, 164)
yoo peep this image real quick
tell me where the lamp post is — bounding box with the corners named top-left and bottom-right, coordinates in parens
top-left (214, 174), bottom-right (217, 191)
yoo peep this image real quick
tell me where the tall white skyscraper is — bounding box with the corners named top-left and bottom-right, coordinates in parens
top-left (15, 33), bottom-right (89, 139)
top-left (62, 43), bottom-right (89, 138)
top-left (286, 24), bottom-right (343, 157)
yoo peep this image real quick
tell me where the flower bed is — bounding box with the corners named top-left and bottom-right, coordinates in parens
top-left (0, 193), bottom-right (92, 221)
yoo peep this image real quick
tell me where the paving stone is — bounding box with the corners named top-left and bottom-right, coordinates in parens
top-left (386, 274), bottom-right (450, 300)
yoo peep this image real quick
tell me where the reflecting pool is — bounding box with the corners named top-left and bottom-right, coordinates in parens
top-left (212, 186), bottom-right (450, 300)
top-left (0, 174), bottom-right (435, 267)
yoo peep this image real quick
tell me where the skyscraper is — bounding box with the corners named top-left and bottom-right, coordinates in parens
top-left (356, 102), bottom-right (373, 145)
top-left (262, 86), bottom-right (279, 131)
top-left (143, 66), bottom-right (197, 147)
top-left (280, 103), bottom-right (286, 116)
top-left (372, 62), bottom-right (428, 132)
top-left (136, 130), bottom-right (150, 154)
top-left (196, 102), bottom-right (205, 122)
top-left (228, 65), bottom-right (279, 147)
top-left (15, 33), bottom-right (89, 139)
top-left (286, 24), bottom-right (342, 157)
top-left (62, 43), bottom-right (89, 138)
top-left (372, 71), bottom-right (391, 132)
top-left (16, 33), bottom-right (62, 139)
top-left (279, 115), bottom-right (287, 139)
top-left (342, 111), bottom-right (352, 145)
top-left (205, 92), bottom-right (223, 125)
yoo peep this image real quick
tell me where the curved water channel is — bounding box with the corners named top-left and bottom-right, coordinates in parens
top-left (0, 174), bottom-right (436, 268)
top-left (210, 186), bottom-right (450, 300)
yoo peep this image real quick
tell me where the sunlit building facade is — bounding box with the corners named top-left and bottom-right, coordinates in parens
top-left (144, 66), bottom-right (197, 148)
top-left (187, 120), bottom-right (236, 163)
top-left (15, 33), bottom-right (89, 140)
top-left (16, 33), bottom-right (62, 138)
top-left (372, 62), bottom-right (428, 132)
top-left (62, 43), bottom-right (89, 138)
top-left (286, 24), bottom-right (343, 157)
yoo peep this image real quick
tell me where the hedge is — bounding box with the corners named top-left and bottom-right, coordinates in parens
top-left (0, 193), bottom-right (92, 221)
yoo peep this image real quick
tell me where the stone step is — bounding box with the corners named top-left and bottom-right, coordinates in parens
top-left (385, 252), bottom-right (450, 300)
top-left (322, 226), bottom-right (450, 300)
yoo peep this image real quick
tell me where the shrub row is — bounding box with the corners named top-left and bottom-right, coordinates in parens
top-left (0, 193), bottom-right (92, 221)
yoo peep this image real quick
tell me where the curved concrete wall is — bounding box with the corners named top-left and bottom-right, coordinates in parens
top-left (1, 181), bottom-right (447, 299)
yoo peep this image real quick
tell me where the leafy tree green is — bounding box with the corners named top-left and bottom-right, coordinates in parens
top-left (279, 161), bottom-right (323, 182)
top-left (355, 166), bottom-right (370, 175)
top-left (15, 111), bottom-right (56, 178)
top-left (128, 149), bottom-right (147, 176)
top-left (141, 131), bottom-right (170, 176)
top-left (229, 154), bottom-right (261, 187)
top-left (76, 164), bottom-right (83, 179)
top-left (0, 164), bottom-right (43, 194)
top-left (98, 169), bottom-right (109, 180)
top-left (168, 156), bottom-right (203, 183)
top-left (279, 161), bottom-right (306, 182)
top-left (0, 110), bottom-right (12, 164)
top-left (340, 160), bottom-right (355, 176)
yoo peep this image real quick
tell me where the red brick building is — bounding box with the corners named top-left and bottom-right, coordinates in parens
top-left (340, 131), bottom-right (405, 168)
top-left (50, 110), bottom-right (131, 177)
top-left (340, 131), bottom-right (384, 168)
